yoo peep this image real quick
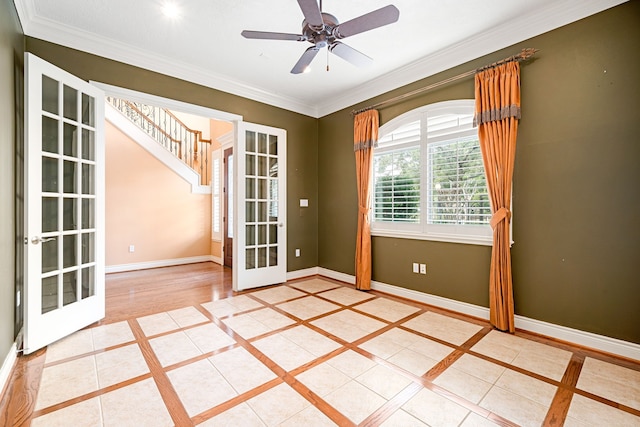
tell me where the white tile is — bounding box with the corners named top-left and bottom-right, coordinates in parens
top-left (567, 394), bottom-right (640, 427)
top-left (247, 383), bottom-right (310, 427)
top-left (356, 364), bottom-right (414, 400)
top-left (479, 385), bottom-right (549, 427)
top-left (323, 380), bottom-right (387, 424)
top-left (208, 347), bottom-right (277, 394)
top-left (197, 403), bottom-right (266, 426)
top-left (167, 359), bottom-right (238, 416)
top-left (288, 279), bottom-right (340, 294)
top-left (201, 295), bottom-right (264, 318)
top-left (222, 312), bottom-right (271, 339)
top-left (36, 355), bottom-right (98, 410)
top-left (577, 357), bottom-right (640, 411)
top-left (277, 296), bottom-right (340, 320)
top-left (402, 387), bottom-right (470, 427)
top-left (95, 343), bottom-right (149, 388)
top-left (402, 311), bottom-right (482, 346)
top-left (252, 333), bottom-right (316, 371)
top-left (251, 286), bottom-right (306, 304)
top-left (327, 350), bottom-right (377, 378)
top-left (45, 329), bottom-right (94, 363)
top-left (407, 336), bottom-right (454, 361)
top-left (387, 348), bottom-right (440, 376)
top-left (355, 297), bottom-right (421, 323)
top-left (433, 367), bottom-right (493, 404)
top-left (100, 378), bottom-right (172, 426)
top-left (317, 287), bottom-right (376, 306)
top-left (149, 331), bottom-right (203, 367)
top-left (494, 369), bottom-right (557, 407)
top-left (91, 321), bottom-right (135, 350)
top-left (249, 307), bottom-right (296, 330)
top-left (296, 362), bottom-right (352, 397)
top-left (280, 405), bottom-right (338, 427)
top-left (310, 310), bottom-right (386, 342)
top-left (136, 312), bottom-right (180, 337)
top-left (184, 323), bottom-right (236, 353)
top-left (451, 354), bottom-right (505, 384)
top-left (359, 328), bottom-right (422, 359)
top-left (167, 306), bottom-right (209, 327)
top-left (222, 308), bottom-right (294, 339)
top-left (380, 409), bottom-right (429, 427)
top-left (31, 397), bottom-right (102, 427)
top-left (459, 412), bottom-right (501, 427)
top-left (280, 325), bottom-right (341, 357)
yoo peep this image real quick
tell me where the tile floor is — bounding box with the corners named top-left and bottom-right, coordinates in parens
top-left (29, 277), bottom-right (640, 426)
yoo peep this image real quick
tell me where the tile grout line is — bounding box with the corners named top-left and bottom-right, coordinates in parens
top-left (193, 302), bottom-right (355, 426)
top-left (542, 353), bottom-right (584, 426)
top-left (127, 318), bottom-right (193, 426)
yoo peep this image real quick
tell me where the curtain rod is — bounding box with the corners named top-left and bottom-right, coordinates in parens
top-left (351, 48), bottom-right (538, 116)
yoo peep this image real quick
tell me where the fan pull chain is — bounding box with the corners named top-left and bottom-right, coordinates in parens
top-left (326, 47), bottom-right (330, 72)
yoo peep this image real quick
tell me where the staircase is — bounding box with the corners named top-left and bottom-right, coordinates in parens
top-left (106, 96), bottom-right (211, 185)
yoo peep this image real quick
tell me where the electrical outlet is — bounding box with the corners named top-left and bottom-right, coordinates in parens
top-left (295, 248), bottom-right (300, 257)
top-left (420, 263), bottom-right (427, 274)
top-left (129, 245), bottom-right (135, 253)
top-left (412, 263), bottom-right (419, 273)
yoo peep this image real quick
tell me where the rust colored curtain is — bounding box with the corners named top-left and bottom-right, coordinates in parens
top-left (353, 110), bottom-right (379, 291)
top-left (474, 61), bottom-right (521, 333)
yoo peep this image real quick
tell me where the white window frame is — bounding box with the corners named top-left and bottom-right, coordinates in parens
top-left (371, 100), bottom-right (493, 246)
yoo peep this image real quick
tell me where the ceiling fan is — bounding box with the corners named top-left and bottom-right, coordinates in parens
top-left (241, 0), bottom-right (400, 74)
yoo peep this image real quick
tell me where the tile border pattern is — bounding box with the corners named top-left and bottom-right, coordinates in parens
top-left (26, 276), bottom-right (640, 426)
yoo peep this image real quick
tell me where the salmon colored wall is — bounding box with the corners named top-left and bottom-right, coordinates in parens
top-left (106, 121), bottom-right (212, 266)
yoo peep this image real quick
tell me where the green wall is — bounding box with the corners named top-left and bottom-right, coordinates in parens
top-left (2, 1), bottom-right (638, 363)
top-left (0, 0), bottom-right (23, 362)
top-left (25, 38), bottom-right (319, 273)
top-left (318, 2), bottom-right (640, 344)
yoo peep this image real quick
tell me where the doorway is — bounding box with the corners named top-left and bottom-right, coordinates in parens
top-left (223, 147), bottom-right (233, 268)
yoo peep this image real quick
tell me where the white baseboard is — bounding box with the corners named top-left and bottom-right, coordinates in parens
top-left (0, 343), bottom-right (17, 398)
top-left (287, 267), bottom-right (320, 281)
top-left (315, 267), bottom-right (640, 361)
top-left (106, 255), bottom-right (215, 273)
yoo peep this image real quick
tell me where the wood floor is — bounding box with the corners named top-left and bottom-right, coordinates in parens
top-left (0, 262), bottom-right (639, 426)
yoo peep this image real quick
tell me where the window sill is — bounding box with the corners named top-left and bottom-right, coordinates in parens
top-left (371, 228), bottom-right (493, 246)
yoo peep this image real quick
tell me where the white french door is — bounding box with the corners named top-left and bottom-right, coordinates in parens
top-left (233, 122), bottom-right (286, 291)
top-left (23, 53), bottom-right (105, 354)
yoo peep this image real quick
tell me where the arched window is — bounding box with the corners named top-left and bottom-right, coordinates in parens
top-left (372, 100), bottom-right (492, 245)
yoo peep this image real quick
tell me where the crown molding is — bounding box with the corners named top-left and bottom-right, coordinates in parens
top-left (315, 0), bottom-right (628, 117)
top-left (16, 0), bottom-right (319, 117)
top-left (15, 0), bottom-right (626, 118)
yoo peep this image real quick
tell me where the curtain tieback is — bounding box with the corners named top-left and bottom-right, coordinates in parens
top-left (490, 207), bottom-right (511, 230)
top-left (358, 205), bottom-right (369, 215)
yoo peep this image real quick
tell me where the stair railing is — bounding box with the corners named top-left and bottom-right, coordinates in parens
top-left (107, 96), bottom-right (211, 185)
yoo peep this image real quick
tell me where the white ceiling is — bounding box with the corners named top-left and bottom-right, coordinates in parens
top-left (14, 0), bottom-right (626, 117)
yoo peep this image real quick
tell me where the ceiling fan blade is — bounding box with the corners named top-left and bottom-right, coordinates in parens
top-left (291, 46), bottom-right (321, 74)
top-left (329, 41), bottom-right (373, 67)
top-left (333, 5), bottom-right (400, 39)
top-left (241, 30), bottom-right (305, 41)
top-left (297, 0), bottom-right (324, 29)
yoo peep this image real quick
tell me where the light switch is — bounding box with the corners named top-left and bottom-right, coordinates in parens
top-left (300, 199), bottom-right (309, 207)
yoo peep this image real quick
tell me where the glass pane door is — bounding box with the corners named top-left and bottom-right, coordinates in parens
top-left (233, 122), bottom-right (286, 291)
top-left (24, 53), bottom-right (105, 354)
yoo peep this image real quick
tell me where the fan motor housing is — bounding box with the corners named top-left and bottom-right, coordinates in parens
top-left (302, 12), bottom-right (339, 48)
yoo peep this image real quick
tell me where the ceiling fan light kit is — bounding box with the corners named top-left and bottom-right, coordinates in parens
top-left (241, 0), bottom-right (400, 74)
